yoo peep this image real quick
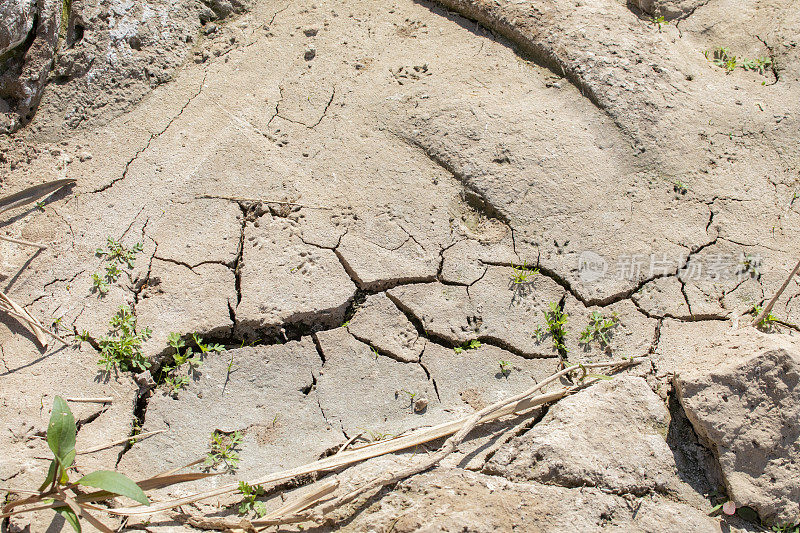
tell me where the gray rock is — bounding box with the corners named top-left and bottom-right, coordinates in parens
top-left (634, 0), bottom-right (706, 19)
top-left (675, 340), bottom-right (800, 526)
top-left (338, 468), bottom-right (723, 532)
top-left (0, 0), bottom-right (36, 57)
top-left (236, 214), bottom-right (356, 337)
top-left (347, 292), bottom-right (425, 363)
top-left (486, 377), bottom-right (682, 497)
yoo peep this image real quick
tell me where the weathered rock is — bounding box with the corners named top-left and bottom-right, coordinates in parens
top-left (486, 377), bottom-right (682, 497)
top-left (0, 0), bottom-right (59, 133)
top-left (347, 292), bottom-right (425, 363)
top-left (119, 339), bottom-right (339, 484)
top-left (0, 0), bottom-right (36, 57)
top-left (313, 328), bottom-right (444, 436)
top-left (633, 0), bottom-right (706, 19)
top-left (334, 468), bottom-right (724, 532)
top-left (675, 338), bottom-right (800, 525)
top-left (236, 214), bottom-right (356, 337)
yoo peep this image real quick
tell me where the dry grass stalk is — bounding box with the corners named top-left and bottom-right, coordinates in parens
top-left (751, 258), bottom-right (800, 327)
top-left (78, 429), bottom-right (167, 455)
top-left (0, 178), bottom-right (76, 348)
top-left (0, 234), bottom-right (48, 249)
top-left (109, 358), bottom-right (644, 521)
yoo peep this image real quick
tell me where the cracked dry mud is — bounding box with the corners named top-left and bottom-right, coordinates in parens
top-left (1, 0), bottom-right (799, 531)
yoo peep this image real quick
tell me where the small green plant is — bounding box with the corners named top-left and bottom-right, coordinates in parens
top-left (673, 180), bottom-right (688, 195)
top-left (205, 430), bottom-right (242, 472)
top-left (544, 302), bottom-right (568, 358)
top-left (533, 325), bottom-right (545, 343)
top-left (454, 339), bottom-right (481, 354)
top-left (91, 237), bottom-right (143, 297)
top-left (510, 260), bottom-right (539, 284)
top-left (91, 272), bottom-right (110, 295)
top-left (580, 311), bottom-right (620, 348)
top-left (97, 306), bottom-right (152, 372)
top-left (237, 481), bottom-right (268, 517)
top-left (752, 305), bottom-right (778, 329)
top-left (649, 15), bottom-right (668, 30)
top-left (96, 237), bottom-right (143, 268)
top-left (34, 200), bottom-right (46, 210)
top-left (341, 320), bottom-right (350, 328)
top-left (161, 333), bottom-right (224, 395)
top-left (15, 396), bottom-right (150, 531)
top-left (706, 48), bottom-right (772, 75)
top-left (498, 360), bottom-right (513, 376)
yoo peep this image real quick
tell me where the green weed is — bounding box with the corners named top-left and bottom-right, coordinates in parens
top-left (752, 305), bottom-right (778, 329)
top-left (237, 481), bottom-right (268, 517)
top-left (205, 430), bottom-right (242, 472)
top-left (97, 306), bottom-right (152, 373)
top-left (544, 302), bottom-right (568, 359)
top-left (673, 180), bottom-right (688, 195)
top-left (510, 260), bottom-right (539, 284)
top-left (91, 237), bottom-right (143, 296)
top-left (706, 47), bottom-right (772, 75)
top-left (161, 332), bottom-right (224, 395)
top-left (649, 15), bottom-right (668, 30)
top-left (498, 360), bottom-right (513, 376)
top-left (34, 397), bottom-right (148, 532)
top-left (454, 339), bottom-right (481, 354)
top-left (580, 311), bottom-right (619, 348)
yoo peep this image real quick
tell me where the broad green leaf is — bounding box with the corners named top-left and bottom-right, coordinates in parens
top-left (47, 396), bottom-right (76, 468)
top-left (77, 470), bottom-right (150, 505)
top-left (39, 459), bottom-right (58, 491)
top-left (55, 506), bottom-right (81, 533)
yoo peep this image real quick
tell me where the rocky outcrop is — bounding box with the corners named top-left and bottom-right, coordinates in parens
top-left (675, 339), bottom-right (800, 526)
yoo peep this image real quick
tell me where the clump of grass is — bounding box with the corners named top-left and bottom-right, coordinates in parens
top-left (96, 305), bottom-right (152, 373)
top-left (454, 339), bottom-right (481, 354)
top-left (205, 430), bottom-right (242, 472)
top-left (580, 311), bottom-right (619, 349)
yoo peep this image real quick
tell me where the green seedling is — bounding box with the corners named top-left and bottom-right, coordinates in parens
top-left (454, 339), bottom-right (481, 354)
top-left (51, 316), bottom-right (63, 332)
top-left (27, 396), bottom-right (149, 532)
top-left (91, 272), bottom-right (110, 295)
top-left (97, 306), bottom-right (152, 373)
top-left (673, 180), bottom-right (688, 195)
top-left (95, 237), bottom-right (143, 269)
top-left (237, 481), bottom-right (268, 517)
top-left (510, 260), bottom-right (539, 284)
top-left (580, 311), bottom-right (620, 348)
top-left (371, 346), bottom-right (380, 360)
top-left (706, 47), bottom-right (772, 75)
top-left (752, 305), bottom-right (778, 329)
top-left (649, 15), bottom-right (668, 30)
top-left (498, 360), bottom-right (513, 376)
top-left (533, 325), bottom-right (545, 343)
top-left (341, 320), bottom-right (350, 328)
top-left (358, 428), bottom-right (395, 442)
top-left (34, 200), bottom-right (46, 210)
top-left (544, 302), bottom-right (568, 359)
top-left (205, 430), bottom-right (242, 472)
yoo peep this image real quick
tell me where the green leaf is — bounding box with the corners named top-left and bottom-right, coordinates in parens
top-left (47, 396), bottom-right (76, 468)
top-left (55, 506), bottom-right (82, 532)
top-left (77, 471), bottom-right (150, 505)
top-left (39, 459), bottom-right (58, 491)
top-left (586, 373), bottom-right (613, 381)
